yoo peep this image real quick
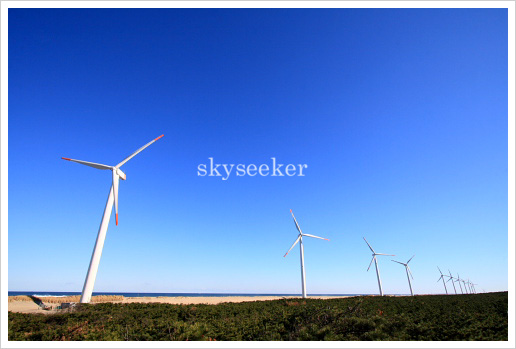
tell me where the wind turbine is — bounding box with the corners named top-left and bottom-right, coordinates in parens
top-left (456, 273), bottom-right (464, 294)
top-left (467, 280), bottom-right (474, 294)
top-left (392, 255), bottom-right (415, 296)
top-left (62, 135), bottom-right (164, 303)
top-left (283, 210), bottom-right (329, 298)
top-left (437, 267), bottom-right (449, 295)
top-left (461, 278), bottom-right (469, 294)
top-left (363, 238), bottom-right (394, 296)
top-left (447, 269), bottom-right (457, 294)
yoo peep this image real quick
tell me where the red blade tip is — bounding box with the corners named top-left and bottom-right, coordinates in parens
top-left (62, 157), bottom-right (71, 161)
top-left (155, 134), bottom-right (164, 141)
top-left (116, 213), bottom-right (118, 225)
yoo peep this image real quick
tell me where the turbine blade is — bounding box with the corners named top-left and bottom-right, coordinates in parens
top-left (367, 256), bottom-right (375, 271)
top-left (437, 266), bottom-right (443, 274)
top-left (375, 253), bottom-right (395, 256)
top-left (363, 237), bottom-right (375, 253)
top-left (284, 235), bottom-right (301, 257)
top-left (391, 260), bottom-right (405, 265)
top-left (407, 255), bottom-right (415, 264)
top-left (290, 209), bottom-right (303, 234)
top-left (62, 158), bottom-right (112, 170)
top-left (437, 275), bottom-right (442, 282)
top-left (407, 266), bottom-right (414, 279)
top-left (116, 134), bottom-right (164, 168)
top-left (112, 171), bottom-right (119, 225)
top-left (302, 233), bottom-right (329, 241)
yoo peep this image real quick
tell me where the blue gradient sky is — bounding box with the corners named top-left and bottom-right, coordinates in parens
top-left (8, 8), bottom-right (508, 295)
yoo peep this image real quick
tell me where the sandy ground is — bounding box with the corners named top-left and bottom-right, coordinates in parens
top-left (8, 296), bottom-right (351, 314)
top-left (118, 295), bottom-right (349, 305)
top-left (7, 301), bottom-right (53, 314)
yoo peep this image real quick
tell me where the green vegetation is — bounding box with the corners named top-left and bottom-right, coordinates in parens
top-left (8, 292), bottom-right (507, 341)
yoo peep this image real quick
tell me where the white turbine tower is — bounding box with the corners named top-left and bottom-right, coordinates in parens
top-left (447, 269), bottom-right (457, 294)
top-left (437, 267), bottom-right (449, 295)
top-left (283, 209), bottom-right (329, 299)
top-left (62, 134), bottom-right (164, 303)
top-left (392, 255), bottom-right (415, 296)
top-left (363, 238), bottom-right (394, 296)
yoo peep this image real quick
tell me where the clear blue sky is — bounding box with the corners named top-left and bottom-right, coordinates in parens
top-left (8, 8), bottom-right (508, 295)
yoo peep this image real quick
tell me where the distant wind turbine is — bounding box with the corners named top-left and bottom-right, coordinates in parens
top-left (467, 280), bottom-right (474, 294)
top-left (284, 210), bottom-right (329, 298)
top-left (392, 255), bottom-right (415, 296)
top-left (447, 269), bottom-right (457, 294)
top-left (62, 135), bottom-right (164, 303)
top-left (461, 278), bottom-right (469, 294)
top-left (457, 273), bottom-right (464, 294)
top-left (364, 238), bottom-right (394, 296)
top-left (437, 267), bottom-right (449, 295)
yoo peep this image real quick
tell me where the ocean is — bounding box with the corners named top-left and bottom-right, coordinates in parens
top-left (9, 291), bottom-right (365, 298)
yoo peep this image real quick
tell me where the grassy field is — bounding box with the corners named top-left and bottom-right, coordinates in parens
top-left (8, 292), bottom-right (507, 341)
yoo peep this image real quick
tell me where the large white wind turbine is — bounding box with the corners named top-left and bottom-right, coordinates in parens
top-left (392, 255), bottom-right (415, 296)
top-left (62, 135), bottom-right (164, 303)
top-left (437, 267), bottom-right (449, 295)
top-left (447, 269), bottom-right (457, 294)
top-left (363, 238), bottom-right (394, 296)
top-left (284, 210), bottom-right (329, 299)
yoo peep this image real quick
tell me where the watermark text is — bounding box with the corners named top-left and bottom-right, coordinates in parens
top-left (197, 158), bottom-right (307, 180)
